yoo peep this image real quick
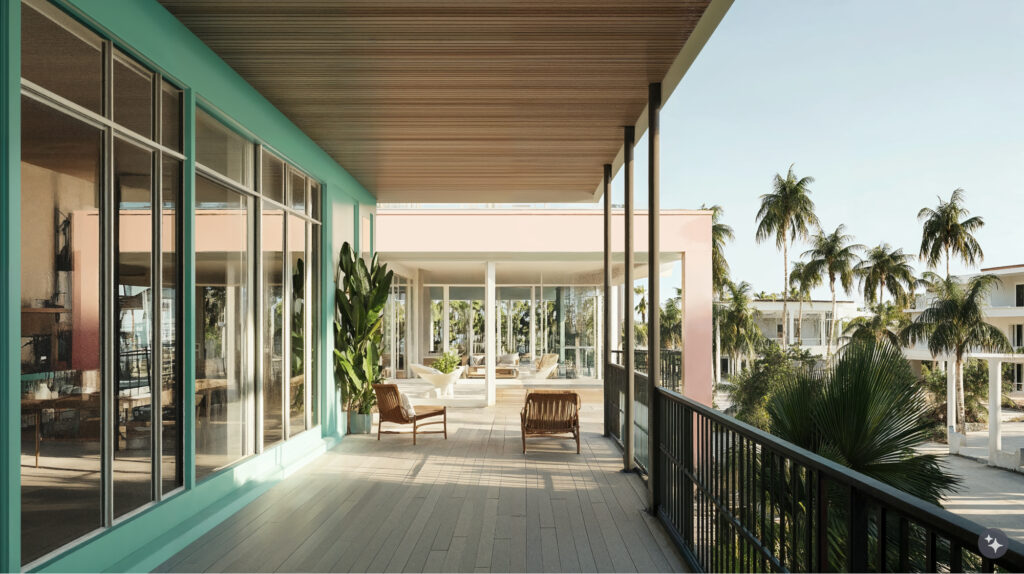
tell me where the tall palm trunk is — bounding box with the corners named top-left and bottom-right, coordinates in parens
top-left (827, 274), bottom-right (837, 357)
top-left (955, 355), bottom-right (966, 434)
top-left (796, 296), bottom-right (804, 345)
top-left (782, 228), bottom-right (789, 349)
top-left (714, 313), bottom-right (721, 383)
top-left (946, 245), bottom-right (951, 278)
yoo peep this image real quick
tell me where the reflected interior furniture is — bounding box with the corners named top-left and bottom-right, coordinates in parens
top-left (21, 392), bottom-right (101, 468)
top-left (532, 354), bottom-right (560, 380)
top-left (520, 390), bottom-right (581, 454)
top-left (373, 383), bottom-right (446, 445)
top-left (466, 353), bottom-right (520, 379)
top-left (410, 364), bottom-right (464, 397)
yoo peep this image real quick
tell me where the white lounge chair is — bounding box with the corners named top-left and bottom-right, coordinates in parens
top-left (410, 364), bottom-right (465, 398)
top-left (531, 354), bottom-right (559, 380)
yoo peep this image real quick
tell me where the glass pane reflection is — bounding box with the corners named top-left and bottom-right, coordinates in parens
top-left (195, 175), bottom-right (252, 478)
top-left (262, 202), bottom-right (284, 446)
top-left (114, 138), bottom-right (154, 517)
top-left (20, 96), bottom-right (103, 564)
top-left (288, 215), bottom-right (307, 436)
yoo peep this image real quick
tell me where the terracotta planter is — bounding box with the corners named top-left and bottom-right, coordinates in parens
top-left (348, 411), bottom-right (373, 434)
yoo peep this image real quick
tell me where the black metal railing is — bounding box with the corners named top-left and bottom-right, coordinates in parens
top-left (654, 385), bottom-right (1024, 573)
top-left (610, 348), bottom-right (682, 391)
top-left (605, 363), bottom-right (627, 445)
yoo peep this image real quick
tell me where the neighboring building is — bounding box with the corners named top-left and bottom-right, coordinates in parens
top-left (904, 264), bottom-right (1024, 395)
top-left (720, 298), bottom-right (864, 375)
top-left (376, 208), bottom-right (713, 406)
top-left (903, 264), bottom-right (1024, 466)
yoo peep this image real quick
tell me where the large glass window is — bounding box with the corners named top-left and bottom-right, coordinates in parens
top-left (20, 95), bottom-right (104, 565)
top-left (288, 214), bottom-right (308, 436)
top-left (161, 157), bottom-right (182, 494)
top-left (197, 108), bottom-right (253, 188)
top-left (20, 3), bottom-right (185, 564)
top-left (195, 175), bottom-right (253, 477)
top-left (21, 0), bottom-right (103, 114)
top-left (261, 202), bottom-right (284, 447)
top-left (113, 138), bottom-right (155, 517)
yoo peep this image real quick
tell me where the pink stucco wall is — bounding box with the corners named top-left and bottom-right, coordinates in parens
top-left (377, 209), bottom-right (714, 406)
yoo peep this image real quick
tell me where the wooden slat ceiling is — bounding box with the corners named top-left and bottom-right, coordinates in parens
top-left (159, 0), bottom-right (716, 203)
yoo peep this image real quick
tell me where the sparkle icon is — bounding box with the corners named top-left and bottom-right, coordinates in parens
top-left (979, 528), bottom-right (1009, 560)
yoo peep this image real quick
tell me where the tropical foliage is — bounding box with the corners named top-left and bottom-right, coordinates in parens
top-left (432, 350), bottom-right (461, 375)
top-left (721, 343), bottom-right (795, 431)
top-left (803, 224), bottom-right (862, 357)
top-left (918, 188), bottom-right (985, 277)
top-left (755, 164), bottom-right (820, 348)
top-left (902, 273), bottom-right (1011, 432)
top-left (788, 260), bottom-right (821, 343)
top-left (334, 242), bottom-right (394, 415)
top-left (856, 243), bottom-right (918, 306)
top-left (843, 302), bottom-right (908, 349)
top-left (768, 339), bottom-right (960, 505)
top-left (718, 280), bottom-right (765, 370)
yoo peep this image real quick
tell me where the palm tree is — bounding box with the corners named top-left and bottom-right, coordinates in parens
top-left (768, 339), bottom-right (959, 505)
top-left (918, 188), bottom-right (985, 277)
top-left (856, 244), bottom-right (918, 306)
top-left (843, 302), bottom-right (908, 349)
top-left (788, 260), bottom-right (821, 345)
top-left (803, 225), bottom-right (862, 357)
top-left (703, 204), bottom-right (735, 383)
top-left (755, 165), bottom-right (819, 349)
top-left (720, 280), bottom-right (764, 374)
top-left (902, 273), bottom-right (1011, 433)
top-left (634, 285), bottom-right (647, 324)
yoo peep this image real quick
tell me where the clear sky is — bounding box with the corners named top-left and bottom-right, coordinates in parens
top-left (612, 0), bottom-right (1024, 305)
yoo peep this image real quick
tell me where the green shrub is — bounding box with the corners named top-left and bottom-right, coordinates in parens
top-left (433, 351), bottom-right (461, 374)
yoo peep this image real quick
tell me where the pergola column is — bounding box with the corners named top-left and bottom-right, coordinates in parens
top-left (602, 163), bottom-right (612, 437)
top-left (989, 358), bottom-right (1003, 458)
top-left (946, 358), bottom-right (957, 449)
top-left (485, 262), bottom-right (496, 406)
top-left (646, 82), bottom-right (662, 513)
top-left (623, 125), bottom-right (636, 472)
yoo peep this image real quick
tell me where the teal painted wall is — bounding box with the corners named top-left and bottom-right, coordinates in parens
top-left (4, 0), bottom-right (372, 570)
top-left (2, 2), bottom-right (23, 571)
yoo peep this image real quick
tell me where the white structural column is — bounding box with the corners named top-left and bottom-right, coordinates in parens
top-left (989, 358), bottom-right (1003, 457)
top-left (946, 359), bottom-right (957, 448)
top-left (529, 286), bottom-right (536, 362)
top-left (603, 163), bottom-right (613, 435)
top-left (485, 262), bottom-right (497, 406)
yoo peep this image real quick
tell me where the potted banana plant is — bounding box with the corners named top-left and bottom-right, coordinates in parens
top-left (334, 242), bottom-right (393, 434)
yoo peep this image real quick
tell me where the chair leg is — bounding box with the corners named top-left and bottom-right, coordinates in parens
top-left (377, 420), bottom-right (381, 440)
top-left (576, 426), bottom-right (581, 454)
top-left (413, 420), bottom-right (417, 445)
top-left (443, 409), bottom-right (448, 440)
top-left (522, 433), bottom-right (526, 454)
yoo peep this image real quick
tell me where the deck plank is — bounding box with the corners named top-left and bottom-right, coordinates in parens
top-left (157, 396), bottom-right (687, 573)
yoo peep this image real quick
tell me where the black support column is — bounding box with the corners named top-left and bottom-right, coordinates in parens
top-left (623, 125), bottom-right (636, 472)
top-left (603, 164), bottom-right (613, 437)
top-left (647, 82), bottom-right (662, 514)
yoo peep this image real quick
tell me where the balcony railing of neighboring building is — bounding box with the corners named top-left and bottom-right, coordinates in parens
top-left (605, 362), bottom-right (1024, 573)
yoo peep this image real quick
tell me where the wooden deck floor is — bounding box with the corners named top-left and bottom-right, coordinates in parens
top-left (155, 398), bottom-right (686, 573)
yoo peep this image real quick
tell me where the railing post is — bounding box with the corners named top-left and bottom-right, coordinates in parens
top-left (623, 125), bottom-right (635, 472)
top-left (603, 164), bottom-right (612, 437)
top-left (683, 405), bottom-right (694, 548)
top-left (848, 487), bottom-right (868, 572)
top-left (647, 82), bottom-right (661, 513)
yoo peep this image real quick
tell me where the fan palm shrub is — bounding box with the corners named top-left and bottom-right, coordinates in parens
top-left (755, 164), bottom-right (819, 349)
top-left (803, 224), bottom-right (862, 357)
top-left (334, 242), bottom-right (394, 430)
top-left (902, 273), bottom-right (1011, 433)
top-left (768, 339), bottom-right (960, 505)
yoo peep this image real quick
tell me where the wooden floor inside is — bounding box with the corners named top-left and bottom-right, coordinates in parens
top-left (156, 398), bottom-right (686, 573)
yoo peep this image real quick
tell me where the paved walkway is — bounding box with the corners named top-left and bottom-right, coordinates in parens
top-left (156, 399), bottom-right (684, 572)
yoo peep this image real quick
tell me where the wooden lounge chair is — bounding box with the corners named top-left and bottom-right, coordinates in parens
top-left (520, 390), bottom-right (581, 454)
top-left (373, 383), bottom-right (447, 445)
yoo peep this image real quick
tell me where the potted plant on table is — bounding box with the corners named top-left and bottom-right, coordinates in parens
top-left (335, 242), bottom-right (393, 434)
